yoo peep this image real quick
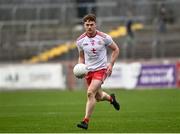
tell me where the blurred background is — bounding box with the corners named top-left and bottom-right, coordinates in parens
top-left (0, 0), bottom-right (180, 90)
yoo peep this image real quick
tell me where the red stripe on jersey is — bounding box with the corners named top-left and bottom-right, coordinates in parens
top-left (96, 31), bottom-right (106, 38)
top-left (77, 33), bottom-right (86, 41)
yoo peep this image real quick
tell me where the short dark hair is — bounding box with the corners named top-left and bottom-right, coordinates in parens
top-left (83, 14), bottom-right (96, 23)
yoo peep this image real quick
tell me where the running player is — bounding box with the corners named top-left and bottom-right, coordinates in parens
top-left (76, 14), bottom-right (120, 130)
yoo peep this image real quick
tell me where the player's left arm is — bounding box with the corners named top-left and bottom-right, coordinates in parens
top-left (107, 41), bottom-right (120, 76)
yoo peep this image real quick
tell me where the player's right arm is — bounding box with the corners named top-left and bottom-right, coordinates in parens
top-left (77, 50), bottom-right (86, 79)
top-left (78, 50), bottom-right (85, 64)
top-left (76, 33), bottom-right (86, 64)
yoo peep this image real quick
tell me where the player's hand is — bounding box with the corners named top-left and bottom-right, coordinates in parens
top-left (106, 63), bottom-right (113, 77)
top-left (76, 74), bottom-right (85, 79)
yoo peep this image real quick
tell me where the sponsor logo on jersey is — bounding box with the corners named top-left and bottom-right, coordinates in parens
top-left (83, 43), bottom-right (88, 46)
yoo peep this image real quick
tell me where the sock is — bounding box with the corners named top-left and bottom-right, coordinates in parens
top-left (83, 118), bottom-right (89, 124)
top-left (109, 96), bottom-right (113, 103)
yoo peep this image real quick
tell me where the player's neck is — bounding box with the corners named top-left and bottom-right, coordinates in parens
top-left (86, 30), bottom-right (97, 38)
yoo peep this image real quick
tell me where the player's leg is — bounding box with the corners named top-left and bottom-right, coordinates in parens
top-left (85, 79), bottom-right (102, 119)
top-left (95, 90), bottom-right (120, 111)
top-left (92, 69), bottom-right (120, 110)
top-left (77, 79), bottom-right (102, 129)
top-left (95, 90), bottom-right (112, 102)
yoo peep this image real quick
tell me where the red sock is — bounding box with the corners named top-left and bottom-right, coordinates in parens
top-left (109, 96), bottom-right (113, 103)
top-left (83, 118), bottom-right (89, 124)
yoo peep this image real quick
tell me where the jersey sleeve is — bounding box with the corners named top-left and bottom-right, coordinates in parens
top-left (76, 40), bottom-right (83, 52)
top-left (104, 34), bottom-right (113, 46)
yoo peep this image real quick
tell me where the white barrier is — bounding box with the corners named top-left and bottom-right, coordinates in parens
top-left (102, 62), bottom-right (176, 89)
top-left (102, 62), bottom-right (141, 89)
top-left (0, 64), bottom-right (65, 90)
top-left (0, 62), bottom-right (177, 90)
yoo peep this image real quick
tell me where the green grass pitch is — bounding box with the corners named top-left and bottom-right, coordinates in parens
top-left (0, 89), bottom-right (180, 133)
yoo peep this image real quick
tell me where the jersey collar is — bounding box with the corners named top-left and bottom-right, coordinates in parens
top-left (86, 31), bottom-right (97, 38)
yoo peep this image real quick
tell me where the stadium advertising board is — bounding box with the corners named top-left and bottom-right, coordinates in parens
top-left (102, 62), bottom-right (141, 89)
top-left (137, 64), bottom-right (176, 88)
top-left (0, 64), bottom-right (65, 90)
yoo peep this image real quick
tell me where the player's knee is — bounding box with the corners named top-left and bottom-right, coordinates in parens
top-left (87, 91), bottom-right (95, 99)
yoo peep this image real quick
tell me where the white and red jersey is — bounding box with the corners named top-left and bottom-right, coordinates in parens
top-left (76, 30), bottom-right (113, 72)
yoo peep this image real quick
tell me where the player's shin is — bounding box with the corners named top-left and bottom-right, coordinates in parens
top-left (85, 91), bottom-right (96, 120)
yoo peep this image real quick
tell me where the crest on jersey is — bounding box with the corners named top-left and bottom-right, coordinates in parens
top-left (90, 40), bottom-right (95, 46)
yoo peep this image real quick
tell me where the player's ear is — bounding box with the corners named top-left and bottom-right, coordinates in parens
top-left (94, 22), bottom-right (97, 28)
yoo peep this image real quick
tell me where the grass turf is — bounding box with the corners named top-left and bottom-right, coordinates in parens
top-left (0, 89), bottom-right (180, 133)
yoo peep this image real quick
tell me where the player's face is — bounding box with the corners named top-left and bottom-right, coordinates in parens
top-left (84, 20), bottom-right (96, 35)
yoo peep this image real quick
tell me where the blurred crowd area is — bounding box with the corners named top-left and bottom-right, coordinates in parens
top-left (0, 0), bottom-right (180, 63)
